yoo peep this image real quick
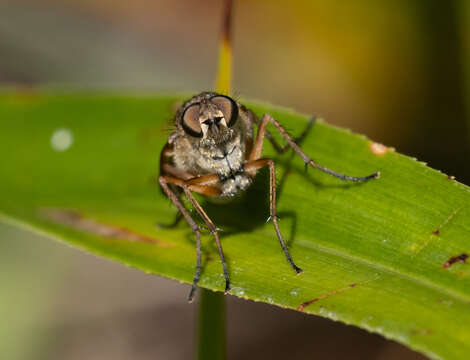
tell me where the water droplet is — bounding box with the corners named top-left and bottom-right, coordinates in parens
top-left (231, 287), bottom-right (245, 296)
top-left (327, 312), bottom-right (338, 320)
top-left (290, 288), bottom-right (300, 296)
top-left (51, 128), bottom-right (73, 152)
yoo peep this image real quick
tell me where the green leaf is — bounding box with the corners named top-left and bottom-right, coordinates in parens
top-left (1, 92), bottom-right (470, 360)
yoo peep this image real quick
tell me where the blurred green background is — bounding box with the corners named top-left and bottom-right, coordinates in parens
top-left (1, 0), bottom-right (468, 359)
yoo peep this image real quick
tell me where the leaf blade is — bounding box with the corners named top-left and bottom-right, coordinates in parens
top-left (1, 92), bottom-right (470, 360)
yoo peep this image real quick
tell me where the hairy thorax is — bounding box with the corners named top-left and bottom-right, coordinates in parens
top-left (173, 132), bottom-right (251, 197)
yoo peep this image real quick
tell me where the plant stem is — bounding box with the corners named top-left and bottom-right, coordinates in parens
top-left (196, 1), bottom-right (232, 358)
top-left (197, 289), bottom-right (226, 360)
top-left (215, 0), bottom-right (233, 94)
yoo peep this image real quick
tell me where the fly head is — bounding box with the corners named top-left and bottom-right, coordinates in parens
top-left (177, 92), bottom-right (240, 148)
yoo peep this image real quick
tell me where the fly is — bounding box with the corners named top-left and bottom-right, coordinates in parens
top-left (158, 92), bottom-right (379, 302)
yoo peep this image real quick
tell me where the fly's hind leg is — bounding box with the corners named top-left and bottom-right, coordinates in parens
top-left (250, 113), bottom-right (379, 181)
top-left (264, 116), bottom-right (316, 154)
top-left (246, 108), bottom-right (316, 154)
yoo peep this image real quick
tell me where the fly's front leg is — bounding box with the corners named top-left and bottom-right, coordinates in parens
top-left (163, 174), bottom-right (231, 295)
top-left (251, 114), bottom-right (380, 181)
top-left (244, 159), bottom-right (303, 274)
top-left (180, 185), bottom-right (231, 294)
top-left (159, 175), bottom-right (203, 302)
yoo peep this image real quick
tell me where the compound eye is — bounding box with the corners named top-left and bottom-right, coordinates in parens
top-left (210, 95), bottom-right (238, 127)
top-left (181, 104), bottom-right (202, 137)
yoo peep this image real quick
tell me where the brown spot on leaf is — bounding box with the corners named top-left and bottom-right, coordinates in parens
top-left (412, 206), bottom-right (463, 255)
top-left (443, 253), bottom-right (468, 269)
top-left (297, 298), bottom-right (320, 311)
top-left (369, 142), bottom-right (391, 156)
top-left (448, 175), bottom-right (456, 180)
top-left (40, 208), bottom-right (170, 246)
top-left (297, 283), bottom-right (358, 312)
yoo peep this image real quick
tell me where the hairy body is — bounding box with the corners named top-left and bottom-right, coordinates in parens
top-left (162, 92), bottom-right (254, 197)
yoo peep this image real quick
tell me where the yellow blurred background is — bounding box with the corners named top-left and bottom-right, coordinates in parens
top-left (1, 0), bottom-right (469, 359)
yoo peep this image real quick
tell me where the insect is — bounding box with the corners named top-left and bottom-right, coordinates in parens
top-left (159, 92), bottom-right (379, 301)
